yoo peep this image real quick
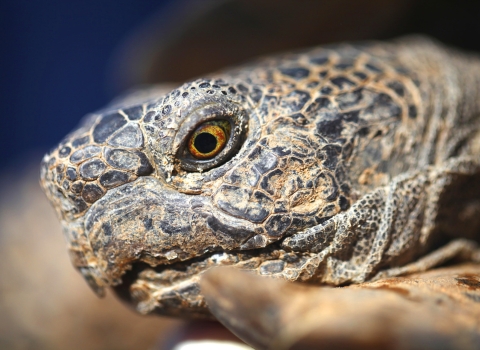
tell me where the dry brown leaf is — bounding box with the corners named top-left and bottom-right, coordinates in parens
top-left (201, 264), bottom-right (480, 350)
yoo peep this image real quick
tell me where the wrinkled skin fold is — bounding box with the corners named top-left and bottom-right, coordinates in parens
top-left (41, 36), bottom-right (480, 317)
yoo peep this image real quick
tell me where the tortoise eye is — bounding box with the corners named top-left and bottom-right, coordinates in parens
top-left (175, 101), bottom-right (248, 172)
top-left (187, 121), bottom-right (231, 159)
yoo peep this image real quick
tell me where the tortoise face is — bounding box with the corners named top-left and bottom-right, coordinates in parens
top-left (41, 77), bottom-right (349, 303)
top-left (41, 35), bottom-right (433, 317)
top-left (43, 38), bottom-right (413, 316)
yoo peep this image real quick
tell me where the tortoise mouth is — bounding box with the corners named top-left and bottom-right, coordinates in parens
top-left (111, 241), bottom-right (311, 318)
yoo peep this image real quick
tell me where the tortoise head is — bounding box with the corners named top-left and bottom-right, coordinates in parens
top-left (41, 72), bottom-right (355, 316)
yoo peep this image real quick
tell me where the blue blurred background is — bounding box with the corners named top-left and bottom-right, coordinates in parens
top-left (1, 1), bottom-right (171, 172)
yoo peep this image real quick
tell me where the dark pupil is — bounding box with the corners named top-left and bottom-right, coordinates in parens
top-left (194, 132), bottom-right (217, 154)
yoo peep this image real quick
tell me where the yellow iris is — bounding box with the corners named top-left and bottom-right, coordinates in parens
top-left (188, 121), bottom-right (230, 159)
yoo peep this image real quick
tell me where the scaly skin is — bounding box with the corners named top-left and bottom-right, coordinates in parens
top-left (41, 36), bottom-right (480, 318)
